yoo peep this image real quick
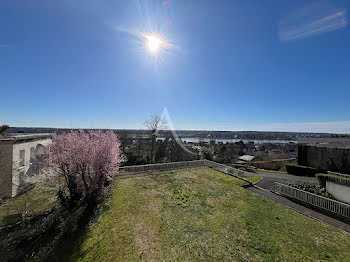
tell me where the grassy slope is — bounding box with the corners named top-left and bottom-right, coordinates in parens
top-left (251, 175), bottom-right (262, 184)
top-left (72, 167), bottom-right (350, 262)
top-left (0, 185), bottom-right (58, 225)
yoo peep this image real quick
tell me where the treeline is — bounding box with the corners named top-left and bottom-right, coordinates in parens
top-left (120, 135), bottom-right (200, 166)
top-left (119, 133), bottom-right (297, 166)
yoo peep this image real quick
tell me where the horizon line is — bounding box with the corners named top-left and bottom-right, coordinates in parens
top-left (6, 125), bottom-right (348, 135)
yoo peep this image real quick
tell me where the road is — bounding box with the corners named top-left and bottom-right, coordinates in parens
top-left (254, 171), bottom-right (316, 190)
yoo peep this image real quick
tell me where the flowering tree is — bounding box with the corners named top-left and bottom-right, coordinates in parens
top-left (39, 130), bottom-right (123, 207)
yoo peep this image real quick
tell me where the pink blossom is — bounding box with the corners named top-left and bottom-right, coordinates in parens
top-left (39, 130), bottom-right (124, 205)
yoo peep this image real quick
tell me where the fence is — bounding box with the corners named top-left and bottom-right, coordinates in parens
top-left (119, 159), bottom-right (253, 183)
top-left (119, 160), bottom-right (208, 173)
top-left (326, 176), bottom-right (350, 187)
top-left (326, 172), bottom-right (350, 186)
top-left (327, 171), bottom-right (350, 179)
top-left (205, 160), bottom-right (252, 183)
top-left (274, 182), bottom-right (350, 219)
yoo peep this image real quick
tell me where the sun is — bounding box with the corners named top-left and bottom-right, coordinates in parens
top-left (146, 35), bottom-right (162, 53)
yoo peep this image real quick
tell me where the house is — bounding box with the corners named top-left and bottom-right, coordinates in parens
top-left (238, 155), bottom-right (255, 162)
top-left (0, 133), bottom-right (51, 198)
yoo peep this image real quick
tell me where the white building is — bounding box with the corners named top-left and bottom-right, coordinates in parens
top-left (238, 155), bottom-right (256, 162)
top-left (0, 133), bottom-right (51, 198)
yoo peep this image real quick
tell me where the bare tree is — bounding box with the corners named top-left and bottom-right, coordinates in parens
top-left (144, 115), bottom-right (166, 163)
top-left (1, 124), bottom-right (10, 135)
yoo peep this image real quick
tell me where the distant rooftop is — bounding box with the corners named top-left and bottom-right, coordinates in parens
top-left (238, 155), bottom-right (255, 162)
top-left (298, 138), bottom-right (350, 149)
top-left (0, 133), bottom-right (52, 142)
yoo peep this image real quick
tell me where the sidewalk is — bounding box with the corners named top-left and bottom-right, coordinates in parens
top-left (248, 186), bottom-right (350, 233)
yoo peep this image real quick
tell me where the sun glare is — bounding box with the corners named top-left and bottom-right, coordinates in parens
top-left (146, 35), bottom-right (162, 53)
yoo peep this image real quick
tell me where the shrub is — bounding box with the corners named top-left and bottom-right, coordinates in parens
top-left (285, 164), bottom-right (317, 177)
top-left (287, 181), bottom-right (334, 199)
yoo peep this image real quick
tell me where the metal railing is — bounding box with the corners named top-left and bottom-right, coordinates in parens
top-left (205, 160), bottom-right (252, 183)
top-left (274, 182), bottom-right (350, 219)
top-left (119, 160), bottom-right (208, 173)
top-left (327, 171), bottom-right (350, 179)
top-left (119, 159), bottom-right (252, 183)
top-left (318, 172), bottom-right (350, 187)
top-left (326, 176), bottom-right (350, 187)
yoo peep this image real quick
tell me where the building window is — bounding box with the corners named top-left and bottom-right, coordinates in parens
top-left (30, 147), bottom-right (35, 163)
top-left (19, 149), bottom-right (25, 167)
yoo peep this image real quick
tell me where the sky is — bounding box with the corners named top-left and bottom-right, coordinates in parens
top-left (1, 0), bottom-right (350, 133)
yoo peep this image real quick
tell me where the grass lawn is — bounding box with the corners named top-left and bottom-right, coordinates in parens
top-left (71, 167), bottom-right (350, 261)
top-left (251, 175), bottom-right (262, 184)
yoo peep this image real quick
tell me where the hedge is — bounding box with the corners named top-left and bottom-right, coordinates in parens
top-left (285, 164), bottom-right (317, 177)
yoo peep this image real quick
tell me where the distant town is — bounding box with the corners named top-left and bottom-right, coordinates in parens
top-left (8, 126), bottom-right (350, 140)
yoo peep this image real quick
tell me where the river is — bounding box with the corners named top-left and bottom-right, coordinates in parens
top-left (156, 137), bottom-right (296, 144)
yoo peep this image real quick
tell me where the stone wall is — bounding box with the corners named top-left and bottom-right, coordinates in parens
top-left (298, 144), bottom-right (350, 174)
top-left (0, 141), bottom-right (13, 198)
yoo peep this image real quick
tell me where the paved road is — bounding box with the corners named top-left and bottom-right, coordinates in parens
top-left (254, 171), bottom-right (316, 190)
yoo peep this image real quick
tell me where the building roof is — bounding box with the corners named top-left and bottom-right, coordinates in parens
top-left (0, 133), bottom-right (52, 142)
top-left (298, 138), bottom-right (350, 149)
top-left (238, 155), bottom-right (255, 162)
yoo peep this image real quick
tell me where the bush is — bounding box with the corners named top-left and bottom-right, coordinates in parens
top-left (285, 164), bottom-right (317, 177)
top-left (286, 182), bottom-right (334, 199)
top-left (316, 174), bottom-right (327, 187)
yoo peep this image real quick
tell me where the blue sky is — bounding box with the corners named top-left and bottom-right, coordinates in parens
top-left (1, 0), bottom-right (350, 133)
